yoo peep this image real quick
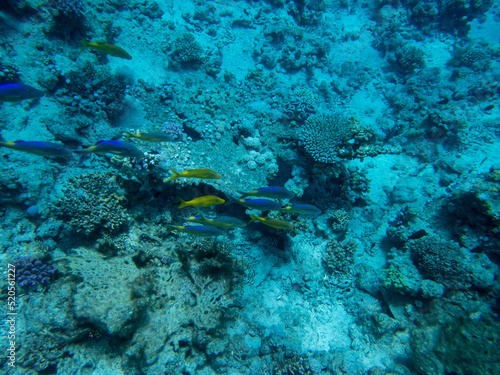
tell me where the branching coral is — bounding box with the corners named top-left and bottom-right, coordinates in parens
top-left (330, 209), bottom-right (349, 236)
top-left (53, 172), bottom-right (129, 236)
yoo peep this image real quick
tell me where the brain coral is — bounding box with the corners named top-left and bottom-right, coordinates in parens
top-left (299, 112), bottom-right (355, 163)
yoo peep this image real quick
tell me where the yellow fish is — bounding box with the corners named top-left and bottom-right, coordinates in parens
top-left (123, 130), bottom-right (174, 142)
top-left (249, 215), bottom-right (293, 230)
top-left (177, 195), bottom-right (225, 209)
top-left (80, 41), bottom-right (132, 60)
top-left (168, 168), bottom-right (221, 181)
top-left (166, 225), bottom-right (224, 237)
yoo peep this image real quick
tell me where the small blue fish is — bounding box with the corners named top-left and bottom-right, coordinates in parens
top-left (0, 140), bottom-right (72, 157)
top-left (279, 204), bottom-right (321, 215)
top-left (74, 140), bottom-right (144, 161)
top-left (238, 187), bottom-right (294, 199)
top-left (166, 225), bottom-right (225, 237)
top-left (225, 193), bottom-right (281, 211)
top-left (0, 83), bottom-right (44, 102)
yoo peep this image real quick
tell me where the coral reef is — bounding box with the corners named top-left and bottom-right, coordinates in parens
top-left (68, 247), bottom-right (146, 336)
top-left (322, 239), bottom-right (357, 277)
top-left (0, 63), bottom-right (20, 84)
top-left (56, 63), bottom-right (129, 122)
top-left (299, 112), bottom-right (356, 163)
top-left (47, 0), bottom-right (87, 40)
top-left (170, 33), bottom-right (205, 69)
top-left (52, 172), bottom-right (129, 237)
top-left (445, 171), bottom-right (500, 253)
top-left (330, 209), bottom-right (349, 236)
top-left (404, 0), bottom-right (493, 36)
top-left (10, 255), bottom-right (57, 289)
top-left (16, 282), bottom-right (84, 372)
top-left (392, 44), bottom-right (426, 76)
top-left (406, 235), bottom-right (497, 289)
top-left (284, 88), bottom-right (318, 122)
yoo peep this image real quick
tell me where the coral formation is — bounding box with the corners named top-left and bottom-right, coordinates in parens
top-left (10, 255), bottom-right (57, 289)
top-left (47, 0), bottom-right (87, 39)
top-left (57, 63), bottom-right (129, 122)
top-left (407, 235), bottom-right (497, 289)
top-left (1, 0), bottom-right (499, 373)
top-left (284, 88), bottom-right (317, 122)
top-left (393, 44), bottom-right (426, 76)
top-left (299, 112), bottom-right (356, 163)
top-left (445, 173), bottom-right (500, 254)
top-left (170, 33), bottom-right (205, 69)
top-left (52, 172), bottom-right (129, 237)
top-left (330, 209), bottom-right (349, 236)
top-left (322, 239), bottom-right (357, 277)
top-left (68, 247), bottom-right (146, 336)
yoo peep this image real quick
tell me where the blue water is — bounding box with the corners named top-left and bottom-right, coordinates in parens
top-left (1, 1), bottom-right (499, 374)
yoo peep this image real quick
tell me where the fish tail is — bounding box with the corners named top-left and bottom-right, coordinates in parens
top-left (237, 190), bottom-right (248, 198)
top-left (249, 215), bottom-right (259, 224)
top-left (168, 168), bottom-right (181, 181)
top-left (177, 196), bottom-right (187, 209)
top-left (79, 40), bottom-right (90, 54)
top-left (122, 131), bottom-right (132, 140)
top-left (224, 193), bottom-right (238, 206)
top-left (73, 149), bottom-right (89, 164)
top-left (196, 208), bottom-right (206, 220)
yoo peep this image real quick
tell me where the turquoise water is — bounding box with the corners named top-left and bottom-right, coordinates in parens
top-left (1, 1), bottom-right (499, 374)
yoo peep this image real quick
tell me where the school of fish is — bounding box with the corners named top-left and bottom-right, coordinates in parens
top-left (0, 40), bottom-right (321, 236)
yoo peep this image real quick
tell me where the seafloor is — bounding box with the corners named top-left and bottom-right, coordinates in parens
top-left (0, 0), bottom-right (499, 374)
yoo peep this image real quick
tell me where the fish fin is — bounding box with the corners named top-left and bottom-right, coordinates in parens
top-left (177, 196), bottom-right (187, 209)
top-left (168, 167), bottom-right (180, 181)
top-left (79, 40), bottom-right (90, 54)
